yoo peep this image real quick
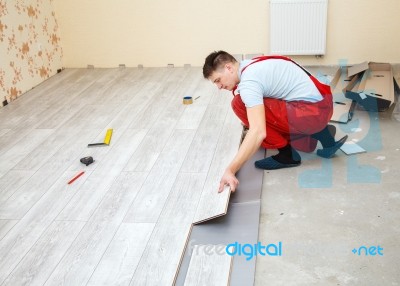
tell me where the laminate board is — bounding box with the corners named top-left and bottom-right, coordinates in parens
top-left (45, 172), bottom-right (148, 286)
top-left (0, 129), bottom-right (10, 137)
top-left (57, 129), bottom-right (147, 221)
top-left (126, 173), bottom-right (206, 285)
top-left (0, 129), bottom-right (54, 178)
top-left (87, 223), bottom-right (155, 286)
top-left (12, 127), bottom-right (83, 171)
top-left (34, 81), bottom-right (98, 129)
top-left (0, 170), bottom-right (35, 205)
top-left (2, 221), bottom-right (85, 286)
top-left (124, 96), bottom-right (187, 172)
top-left (59, 103), bottom-right (121, 130)
top-left (193, 109), bottom-right (243, 224)
top-left (183, 244), bottom-right (232, 286)
top-left (0, 129), bottom-right (100, 219)
top-left (129, 223), bottom-right (192, 286)
top-left (180, 104), bottom-right (229, 173)
top-left (157, 173), bottom-right (207, 224)
top-left (0, 220), bottom-right (18, 240)
top-left (0, 128), bottom-right (42, 157)
top-left (175, 104), bottom-right (208, 130)
top-left (127, 68), bottom-right (193, 130)
top-left (123, 129), bottom-right (195, 223)
top-left (0, 170), bottom-right (89, 285)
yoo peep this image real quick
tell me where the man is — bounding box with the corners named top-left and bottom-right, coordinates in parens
top-left (202, 51), bottom-right (347, 193)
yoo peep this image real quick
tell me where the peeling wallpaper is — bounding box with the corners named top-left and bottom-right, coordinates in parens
top-left (0, 0), bottom-right (62, 107)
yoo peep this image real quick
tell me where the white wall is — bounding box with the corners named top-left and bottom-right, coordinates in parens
top-left (54, 0), bottom-right (400, 68)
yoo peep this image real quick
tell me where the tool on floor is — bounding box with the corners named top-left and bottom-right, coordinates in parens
top-left (80, 156), bottom-right (94, 166)
top-left (183, 96), bottom-right (193, 105)
top-left (68, 171), bottom-right (85, 185)
top-left (88, 128), bottom-right (113, 147)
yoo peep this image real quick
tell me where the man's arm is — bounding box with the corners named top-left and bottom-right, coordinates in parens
top-left (218, 104), bottom-right (266, 192)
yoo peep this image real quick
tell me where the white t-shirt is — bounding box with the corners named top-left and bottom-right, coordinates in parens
top-left (237, 59), bottom-right (323, 108)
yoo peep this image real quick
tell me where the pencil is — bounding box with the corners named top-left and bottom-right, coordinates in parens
top-left (68, 171), bottom-right (85, 185)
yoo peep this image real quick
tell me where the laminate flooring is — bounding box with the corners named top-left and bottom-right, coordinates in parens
top-left (0, 67), bottom-right (243, 285)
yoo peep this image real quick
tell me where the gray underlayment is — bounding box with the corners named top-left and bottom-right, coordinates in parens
top-left (175, 148), bottom-right (265, 285)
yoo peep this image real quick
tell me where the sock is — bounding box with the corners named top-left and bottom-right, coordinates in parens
top-left (311, 125), bottom-right (335, 148)
top-left (272, 144), bottom-right (301, 164)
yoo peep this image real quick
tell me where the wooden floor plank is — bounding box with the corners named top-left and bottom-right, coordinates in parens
top-left (0, 67), bottom-right (246, 286)
top-left (0, 129), bottom-right (54, 178)
top-left (128, 173), bottom-right (206, 285)
top-left (87, 223), bottom-right (155, 286)
top-left (183, 244), bottom-right (232, 286)
top-left (57, 129), bottom-right (147, 221)
top-left (45, 172), bottom-right (148, 286)
top-left (129, 223), bottom-right (192, 286)
top-left (0, 170), bottom-right (35, 205)
top-left (0, 129), bottom-right (100, 219)
top-left (0, 170), bottom-right (89, 285)
top-left (123, 129), bottom-right (195, 223)
top-left (124, 96), bottom-right (187, 172)
top-left (12, 127), bottom-right (84, 171)
top-left (180, 104), bottom-right (229, 173)
top-left (0, 220), bottom-right (18, 241)
top-left (193, 109), bottom-right (243, 224)
top-left (2, 221), bottom-right (85, 286)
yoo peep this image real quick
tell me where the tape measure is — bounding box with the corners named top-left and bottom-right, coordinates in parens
top-left (88, 128), bottom-right (113, 147)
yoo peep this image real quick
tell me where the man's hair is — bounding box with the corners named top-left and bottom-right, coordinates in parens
top-left (202, 51), bottom-right (237, 79)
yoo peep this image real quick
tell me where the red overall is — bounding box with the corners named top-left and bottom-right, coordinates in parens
top-left (231, 56), bottom-right (333, 152)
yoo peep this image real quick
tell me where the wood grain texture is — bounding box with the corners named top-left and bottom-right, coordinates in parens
top-left (193, 108), bottom-right (243, 224)
top-left (2, 221), bottom-right (85, 286)
top-left (0, 170), bottom-right (89, 285)
top-left (128, 173), bottom-right (206, 285)
top-left (0, 129), bottom-right (54, 177)
top-left (180, 104), bottom-right (229, 173)
top-left (57, 129), bottom-right (147, 221)
top-left (0, 67), bottom-right (246, 286)
top-left (183, 244), bottom-right (233, 286)
top-left (87, 223), bottom-right (155, 286)
top-left (129, 223), bottom-right (193, 286)
top-left (44, 172), bottom-right (148, 286)
top-left (0, 129), bottom-right (100, 219)
top-left (0, 170), bottom-right (34, 205)
top-left (0, 220), bottom-right (18, 240)
top-left (123, 129), bottom-right (195, 223)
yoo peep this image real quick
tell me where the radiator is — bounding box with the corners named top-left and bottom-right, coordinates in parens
top-left (269, 0), bottom-right (328, 55)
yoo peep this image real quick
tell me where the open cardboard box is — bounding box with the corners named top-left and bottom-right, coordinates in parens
top-left (344, 62), bottom-right (395, 112)
top-left (329, 66), bottom-right (356, 123)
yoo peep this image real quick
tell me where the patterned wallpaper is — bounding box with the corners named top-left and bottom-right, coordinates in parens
top-left (0, 0), bottom-right (62, 107)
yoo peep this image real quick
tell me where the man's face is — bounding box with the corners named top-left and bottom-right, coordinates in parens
top-left (209, 63), bottom-right (238, 91)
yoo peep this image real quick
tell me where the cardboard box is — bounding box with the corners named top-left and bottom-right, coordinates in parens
top-left (329, 66), bottom-right (356, 123)
top-left (344, 62), bottom-right (395, 112)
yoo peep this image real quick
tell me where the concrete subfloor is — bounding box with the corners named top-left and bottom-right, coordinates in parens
top-left (255, 66), bottom-right (400, 285)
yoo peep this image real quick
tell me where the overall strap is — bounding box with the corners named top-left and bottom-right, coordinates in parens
top-left (232, 55), bottom-right (330, 97)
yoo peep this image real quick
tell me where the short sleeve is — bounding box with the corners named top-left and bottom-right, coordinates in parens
top-left (237, 79), bottom-right (264, 108)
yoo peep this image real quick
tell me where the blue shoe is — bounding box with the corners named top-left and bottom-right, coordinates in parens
top-left (317, 135), bottom-right (348, 158)
top-left (255, 156), bottom-right (301, 170)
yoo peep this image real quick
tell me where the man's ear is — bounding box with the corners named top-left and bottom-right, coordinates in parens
top-left (225, 63), bottom-right (233, 72)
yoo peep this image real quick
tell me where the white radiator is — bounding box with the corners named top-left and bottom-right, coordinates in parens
top-left (270, 0), bottom-right (328, 55)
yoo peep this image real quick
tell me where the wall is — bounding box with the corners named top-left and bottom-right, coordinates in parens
top-left (0, 0), bottom-right (63, 105)
top-left (54, 0), bottom-right (400, 68)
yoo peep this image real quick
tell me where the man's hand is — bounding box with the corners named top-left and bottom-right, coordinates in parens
top-left (218, 169), bottom-right (239, 193)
